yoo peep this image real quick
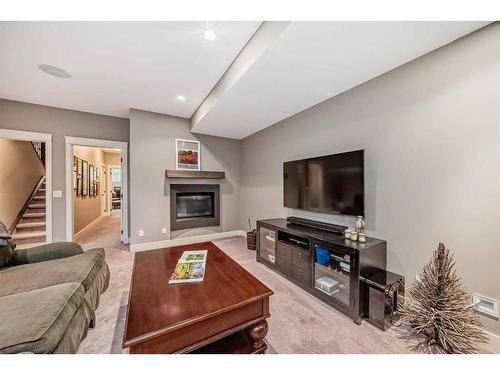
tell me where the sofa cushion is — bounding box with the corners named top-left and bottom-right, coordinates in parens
top-left (0, 248), bottom-right (106, 297)
top-left (0, 282), bottom-right (87, 353)
top-left (10, 242), bottom-right (83, 266)
top-left (0, 243), bottom-right (15, 268)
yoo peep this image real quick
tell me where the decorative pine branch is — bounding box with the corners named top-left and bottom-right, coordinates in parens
top-left (400, 243), bottom-right (487, 353)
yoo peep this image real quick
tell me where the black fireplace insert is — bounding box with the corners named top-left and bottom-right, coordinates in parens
top-left (170, 184), bottom-right (220, 230)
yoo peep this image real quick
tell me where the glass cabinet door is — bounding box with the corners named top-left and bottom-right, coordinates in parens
top-left (314, 245), bottom-right (351, 307)
top-left (259, 227), bottom-right (276, 264)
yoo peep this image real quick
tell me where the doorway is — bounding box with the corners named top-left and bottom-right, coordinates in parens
top-left (0, 129), bottom-right (53, 244)
top-left (65, 136), bottom-right (128, 244)
top-left (108, 165), bottom-right (122, 217)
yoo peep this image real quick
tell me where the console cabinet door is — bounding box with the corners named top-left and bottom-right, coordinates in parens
top-left (258, 226), bottom-right (276, 264)
top-left (276, 242), bottom-right (292, 276)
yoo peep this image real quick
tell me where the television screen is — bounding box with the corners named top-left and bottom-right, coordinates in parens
top-left (283, 150), bottom-right (364, 216)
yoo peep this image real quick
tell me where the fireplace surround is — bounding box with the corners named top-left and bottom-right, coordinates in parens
top-left (170, 184), bottom-right (220, 231)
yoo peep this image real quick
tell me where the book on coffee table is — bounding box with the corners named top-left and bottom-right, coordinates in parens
top-left (168, 250), bottom-right (207, 284)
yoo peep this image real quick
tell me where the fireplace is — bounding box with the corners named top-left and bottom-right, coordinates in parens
top-left (170, 184), bottom-right (220, 231)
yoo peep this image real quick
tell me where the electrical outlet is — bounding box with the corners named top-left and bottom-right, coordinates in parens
top-left (161, 227), bottom-right (167, 234)
top-left (472, 293), bottom-right (499, 318)
top-left (138, 230), bottom-right (144, 237)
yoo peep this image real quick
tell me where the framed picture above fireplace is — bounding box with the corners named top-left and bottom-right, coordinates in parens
top-left (175, 139), bottom-right (200, 171)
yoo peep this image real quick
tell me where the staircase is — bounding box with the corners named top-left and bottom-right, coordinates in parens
top-left (11, 176), bottom-right (47, 245)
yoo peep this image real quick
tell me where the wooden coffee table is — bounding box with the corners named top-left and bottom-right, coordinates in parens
top-left (123, 241), bottom-right (273, 354)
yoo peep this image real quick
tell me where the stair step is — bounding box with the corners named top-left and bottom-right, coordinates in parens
top-left (16, 226), bottom-right (46, 233)
top-left (23, 212), bottom-right (46, 218)
top-left (27, 209), bottom-right (46, 214)
top-left (28, 203), bottom-right (46, 209)
top-left (16, 221), bottom-right (46, 229)
top-left (13, 236), bottom-right (47, 245)
top-left (38, 189), bottom-right (46, 193)
top-left (33, 196), bottom-right (45, 201)
top-left (12, 231), bottom-right (46, 240)
top-left (21, 218), bottom-right (45, 224)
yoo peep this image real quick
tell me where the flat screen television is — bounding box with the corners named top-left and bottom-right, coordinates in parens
top-left (283, 150), bottom-right (364, 216)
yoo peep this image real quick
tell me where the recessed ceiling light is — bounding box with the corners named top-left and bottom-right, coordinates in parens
top-left (38, 64), bottom-right (71, 79)
top-left (203, 29), bottom-right (216, 41)
top-left (176, 95), bottom-right (186, 101)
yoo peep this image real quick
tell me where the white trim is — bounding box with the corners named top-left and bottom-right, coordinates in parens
top-left (107, 164), bottom-right (121, 218)
top-left (65, 136), bottom-right (129, 244)
top-left (73, 215), bottom-right (105, 239)
top-left (99, 163), bottom-right (107, 217)
top-left (65, 136), bottom-right (127, 150)
top-left (0, 129), bottom-right (53, 243)
top-left (130, 230), bottom-right (246, 252)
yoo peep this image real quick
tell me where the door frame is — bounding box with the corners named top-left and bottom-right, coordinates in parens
top-left (100, 163), bottom-right (107, 217)
top-left (65, 136), bottom-right (129, 244)
top-left (0, 129), bottom-right (53, 242)
top-left (107, 164), bottom-right (121, 216)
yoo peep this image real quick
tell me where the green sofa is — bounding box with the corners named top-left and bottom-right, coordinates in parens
top-left (0, 241), bottom-right (110, 353)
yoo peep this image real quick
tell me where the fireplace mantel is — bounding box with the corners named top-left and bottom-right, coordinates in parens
top-left (165, 170), bottom-right (225, 179)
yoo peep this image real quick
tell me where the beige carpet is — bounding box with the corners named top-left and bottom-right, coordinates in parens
top-left (74, 216), bottom-right (492, 354)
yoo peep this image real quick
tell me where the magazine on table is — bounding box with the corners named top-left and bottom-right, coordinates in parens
top-left (168, 250), bottom-right (208, 284)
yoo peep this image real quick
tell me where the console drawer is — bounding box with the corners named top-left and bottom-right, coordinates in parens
top-left (292, 248), bottom-right (310, 269)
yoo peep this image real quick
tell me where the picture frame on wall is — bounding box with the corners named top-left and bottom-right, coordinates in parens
top-left (176, 139), bottom-right (200, 171)
top-left (76, 177), bottom-right (82, 196)
top-left (89, 164), bottom-right (94, 197)
top-left (72, 170), bottom-right (77, 190)
top-left (77, 158), bottom-right (83, 175)
top-left (82, 160), bottom-right (88, 196)
top-left (73, 156), bottom-right (78, 172)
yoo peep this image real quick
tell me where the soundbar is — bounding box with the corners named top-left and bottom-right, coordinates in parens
top-left (286, 216), bottom-right (347, 236)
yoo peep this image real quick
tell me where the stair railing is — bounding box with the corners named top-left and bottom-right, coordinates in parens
top-left (31, 141), bottom-right (46, 166)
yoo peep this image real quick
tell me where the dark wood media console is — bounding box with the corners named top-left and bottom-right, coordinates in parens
top-left (256, 218), bottom-right (386, 324)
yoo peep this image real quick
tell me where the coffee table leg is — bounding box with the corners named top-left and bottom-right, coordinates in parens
top-left (247, 320), bottom-right (269, 349)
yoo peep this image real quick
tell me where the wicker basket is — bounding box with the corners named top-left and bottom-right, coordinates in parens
top-left (247, 229), bottom-right (257, 251)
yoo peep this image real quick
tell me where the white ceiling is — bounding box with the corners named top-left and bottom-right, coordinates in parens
top-left (191, 21), bottom-right (490, 139)
top-left (0, 21), bottom-right (490, 139)
top-left (0, 21), bottom-right (260, 118)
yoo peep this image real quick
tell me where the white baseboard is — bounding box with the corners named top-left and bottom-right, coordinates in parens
top-left (73, 215), bottom-right (105, 239)
top-left (130, 230), bottom-right (246, 252)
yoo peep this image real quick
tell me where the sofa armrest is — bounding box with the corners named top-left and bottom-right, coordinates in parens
top-left (11, 242), bottom-right (83, 266)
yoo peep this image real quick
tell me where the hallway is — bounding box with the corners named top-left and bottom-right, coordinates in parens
top-left (74, 214), bottom-right (128, 251)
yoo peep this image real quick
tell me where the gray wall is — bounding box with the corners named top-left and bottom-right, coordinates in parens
top-left (0, 99), bottom-right (129, 241)
top-left (240, 24), bottom-right (500, 334)
top-left (0, 139), bottom-right (45, 229)
top-left (129, 109), bottom-right (241, 244)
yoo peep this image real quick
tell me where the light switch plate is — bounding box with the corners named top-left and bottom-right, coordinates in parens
top-left (52, 190), bottom-right (63, 198)
top-left (473, 293), bottom-right (499, 318)
top-left (138, 230), bottom-right (144, 237)
top-left (161, 227), bottom-right (167, 234)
